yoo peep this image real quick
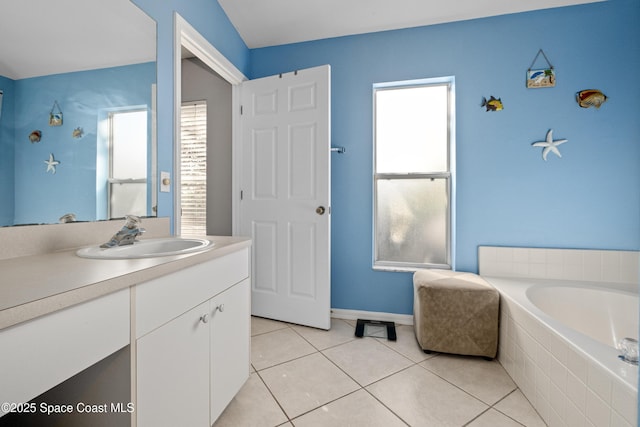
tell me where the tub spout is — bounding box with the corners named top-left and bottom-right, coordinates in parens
top-left (617, 337), bottom-right (638, 365)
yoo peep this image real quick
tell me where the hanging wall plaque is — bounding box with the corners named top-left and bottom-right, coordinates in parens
top-left (527, 49), bottom-right (555, 88)
top-left (49, 101), bottom-right (63, 126)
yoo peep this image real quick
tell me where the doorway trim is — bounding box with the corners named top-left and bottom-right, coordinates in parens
top-left (173, 12), bottom-right (247, 235)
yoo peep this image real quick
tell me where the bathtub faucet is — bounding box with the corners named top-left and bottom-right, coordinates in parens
top-left (100, 215), bottom-right (146, 248)
top-left (617, 337), bottom-right (638, 365)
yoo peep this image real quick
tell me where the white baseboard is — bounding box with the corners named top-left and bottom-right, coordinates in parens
top-left (330, 308), bottom-right (413, 326)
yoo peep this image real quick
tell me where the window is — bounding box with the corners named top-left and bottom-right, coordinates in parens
top-left (180, 101), bottom-right (207, 235)
top-left (373, 78), bottom-right (454, 270)
top-left (108, 109), bottom-right (148, 219)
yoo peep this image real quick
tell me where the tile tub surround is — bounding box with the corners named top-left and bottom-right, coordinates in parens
top-left (479, 246), bottom-right (640, 427)
top-left (478, 246), bottom-right (639, 285)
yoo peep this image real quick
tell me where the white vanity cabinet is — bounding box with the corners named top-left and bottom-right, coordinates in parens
top-left (134, 248), bottom-right (250, 427)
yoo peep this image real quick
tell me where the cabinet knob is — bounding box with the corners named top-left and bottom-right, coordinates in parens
top-left (200, 313), bottom-right (209, 323)
top-left (215, 304), bottom-right (225, 313)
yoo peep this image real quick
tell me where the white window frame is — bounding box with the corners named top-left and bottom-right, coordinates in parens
top-left (373, 76), bottom-right (455, 271)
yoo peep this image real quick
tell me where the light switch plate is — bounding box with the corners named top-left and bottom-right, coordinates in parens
top-left (160, 171), bottom-right (170, 193)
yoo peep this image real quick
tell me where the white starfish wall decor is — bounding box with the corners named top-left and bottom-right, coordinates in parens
top-left (45, 153), bottom-right (60, 174)
top-left (532, 129), bottom-right (568, 161)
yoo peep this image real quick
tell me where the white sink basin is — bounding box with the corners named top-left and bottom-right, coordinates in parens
top-left (76, 237), bottom-right (213, 259)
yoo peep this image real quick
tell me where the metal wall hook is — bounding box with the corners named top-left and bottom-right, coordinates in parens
top-left (331, 146), bottom-right (346, 154)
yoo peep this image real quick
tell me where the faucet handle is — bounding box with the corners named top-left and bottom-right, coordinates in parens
top-left (59, 213), bottom-right (76, 223)
top-left (124, 215), bottom-right (142, 229)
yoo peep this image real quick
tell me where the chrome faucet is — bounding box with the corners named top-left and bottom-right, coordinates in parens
top-left (101, 215), bottom-right (146, 248)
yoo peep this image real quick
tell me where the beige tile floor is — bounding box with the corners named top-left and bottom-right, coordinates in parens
top-left (214, 317), bottom-right (547, 427)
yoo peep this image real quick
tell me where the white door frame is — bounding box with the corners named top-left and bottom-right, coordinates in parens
top-left (173, 13), bottom-right (246, 235)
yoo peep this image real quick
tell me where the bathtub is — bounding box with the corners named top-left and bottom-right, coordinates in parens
top-left (527, 284), bottom-right (638, 352)
top-left (486, 276), bottom-right (638, 426)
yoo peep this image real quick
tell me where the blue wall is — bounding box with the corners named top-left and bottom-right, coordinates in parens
top-left (133, 0), bottom-right (250, 226)
top-left (0, 76), bottom-right (15, 226)
top-left (249, 0), bottom-right (640, 314)
top-left (12, 63), bottom-right (155, 224)
top-left (134, 0), bottom-right (639, 315)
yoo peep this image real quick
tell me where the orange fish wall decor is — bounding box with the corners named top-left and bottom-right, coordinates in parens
top-left (576, 89), bottom-right (607, 109)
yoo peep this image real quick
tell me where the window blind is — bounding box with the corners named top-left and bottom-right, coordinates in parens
top-left (180, 101), bottom-right (207, 235)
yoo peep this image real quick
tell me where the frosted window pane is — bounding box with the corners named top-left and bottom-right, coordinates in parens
top-left (110, 183), bottom-right (147, 219)
top-left (375, 85), bottom-right (448, 173)
top-left (112, 110), bottom-right (147, 179)
top-left (376, 178), bottom-right (448, 265)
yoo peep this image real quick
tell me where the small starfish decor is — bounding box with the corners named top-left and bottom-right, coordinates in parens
top-left (532, 129), bottom-right (568, 161)
top-left (44, 153), bottom-right (60, 174)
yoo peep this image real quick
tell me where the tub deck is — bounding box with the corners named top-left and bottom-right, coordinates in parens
top-left (486, 276), bottom-right (637, 426)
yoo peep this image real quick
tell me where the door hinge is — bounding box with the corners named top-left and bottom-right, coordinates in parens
top-left (240, 190), bottom-right (243, 200)
top-left (240, 105), bottom-right (243, 115)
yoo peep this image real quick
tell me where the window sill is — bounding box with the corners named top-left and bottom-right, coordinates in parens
top-left (373, 264), bottom-right (451, 273)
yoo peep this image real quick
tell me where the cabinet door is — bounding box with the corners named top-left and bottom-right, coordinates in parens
top-left (137, 302), bottom-right (210, 427)
top-left (210, 279), bottom-right (251, 423)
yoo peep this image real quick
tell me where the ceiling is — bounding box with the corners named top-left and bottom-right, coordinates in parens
top-left (0, 0), bottom-right (603, 80)
top-left (218, 0), bottom-right (603, 49)
top-left (0, 0), bottom-right (155, 80)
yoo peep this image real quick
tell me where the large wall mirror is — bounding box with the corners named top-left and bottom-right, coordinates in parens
top-left (0, 0), bottom-right (157, 227)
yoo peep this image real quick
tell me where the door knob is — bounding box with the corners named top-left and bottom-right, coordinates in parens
top-left (200, 313), bottom-right (209, 324)
top-left (316, 206), bottom-right (325, 215)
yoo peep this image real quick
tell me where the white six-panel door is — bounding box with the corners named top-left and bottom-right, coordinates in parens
top-left (240, 65), bottom-right (331, 330)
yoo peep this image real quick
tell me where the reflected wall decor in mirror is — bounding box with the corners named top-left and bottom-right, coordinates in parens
top-left (0, 0), bottom-right (157, 226)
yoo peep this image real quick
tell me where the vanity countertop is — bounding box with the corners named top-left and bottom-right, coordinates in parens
top-left (0, 236), bottom-right (251, 330)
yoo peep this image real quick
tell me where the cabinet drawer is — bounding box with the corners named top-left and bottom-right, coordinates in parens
top-left (0, 289), bottom-right (130, 416)
top-left (135, 248), bottom-right (249, 338)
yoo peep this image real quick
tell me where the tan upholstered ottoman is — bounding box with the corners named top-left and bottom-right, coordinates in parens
top-left (413, 269), bottom-right (499, 359)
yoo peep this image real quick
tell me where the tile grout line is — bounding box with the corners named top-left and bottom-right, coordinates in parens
top-left (279, 321), bottom-right (487, 426)
top-left (254, 322), bottom-right (360, 425)
top-left (485, 389), bottom-right (535, 427)
top-left (358, 363), bottom-right (419, 427)
top-left (414, 357), bottom-right (537, 426)
top-left (276, 322), bottom-right (417, 425)
top-left (252, 366), bottom-right (295, 425)
top-left (314, 333), bottom-right (420, 426)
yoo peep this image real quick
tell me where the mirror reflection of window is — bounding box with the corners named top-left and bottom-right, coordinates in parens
top-left (108, 109), bottom-right (148, 219)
